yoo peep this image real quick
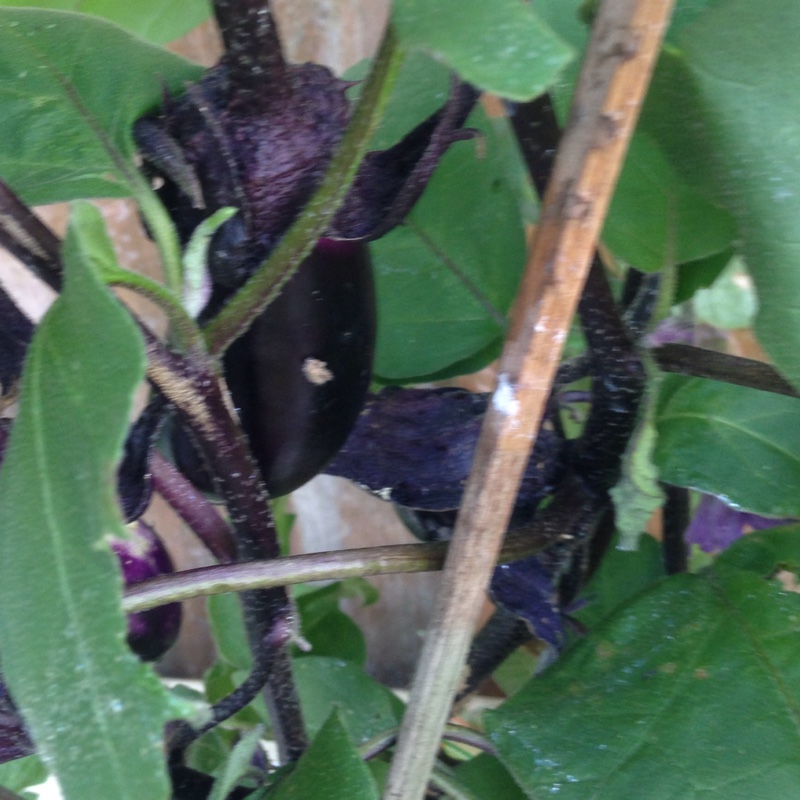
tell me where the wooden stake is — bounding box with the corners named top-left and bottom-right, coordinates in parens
top-left (382, 2), bottom-right (676, 798)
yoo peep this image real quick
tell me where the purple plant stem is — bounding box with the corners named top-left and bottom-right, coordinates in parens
top-left (150, 451), bottom-right (237, 563)
top-left (143, 330), bottom-right (306, 761)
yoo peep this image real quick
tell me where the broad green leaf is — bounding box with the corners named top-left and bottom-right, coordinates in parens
top-left (603, 131), bottom-right (736, 272)
top-left (654, 375), bottom-right (800, 517)
top-left (292, 580), bottom-right (377, 666)
top-left (487, 526), bottom-right (800, 800)
top-left (454, 754), bottom-right (528, 800)
top-left (492, 646), bottom-right (539, 699)
top-left (293, 657), bottom-right (403, 744)
top-left (674, 248), bottom-right (732, 304)
top-left (348, 53), bottom-right (532, 381)
top-left (0, 754), bottom-right (47, 797)
top-left (691, 258), bottom-right (757, 330)
top-left (346, 51), bottom-right (452, 154)
top-left (263, 710), bottom-right (378, 800)
top-left (0, 202), bottom-right (179, 800)
top-left (535, 1), bottom-right (736, 273)
top-left (0, 8), bottom-right (202, 204)
top-left (391, 0), bottom-right (573, 101)
top-left (0, 0), bottom-right (212, 44)
top-left (207, 591), bottom-right (252, 672)
top-left (575, 533), bottom-right (665, 631)
top-left (643, 0), bottom-right (800, 389)
top-left (372, 112), bottom-right (527, 382)
top-left (207, 725), bottom-right (264, 800)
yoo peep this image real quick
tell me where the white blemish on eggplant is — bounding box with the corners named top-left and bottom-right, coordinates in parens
top-left (302, 357), bottom-right (333, 385)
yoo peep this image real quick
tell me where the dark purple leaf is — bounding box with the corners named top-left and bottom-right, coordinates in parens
top-left (324, 387), bottom-right (565, 515)
top-left (111, 523), bottom-right (181, 662)
top-left (0, 680), bottom-right (33, 764)
top-left (490, 556), bottom-right (564, 649)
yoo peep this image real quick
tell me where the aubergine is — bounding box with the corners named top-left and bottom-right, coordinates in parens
top-left (173, 237), bottom-right (375, 497)
top-left (111, 523), bottom-right (182, 662)
top-left (226, 237), bottom-right (375, 496)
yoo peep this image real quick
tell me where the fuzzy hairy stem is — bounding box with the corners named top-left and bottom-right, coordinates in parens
top-left (142, 330), bottom-right (306, 761)
top-left (150, 452), bottom-right (237, 563)
top-left (203, 25), bottom-right (403, 355)
top-left (652, 343), bottom-right (800, 398)
top-left (662, 483), bottom-right (690, 574)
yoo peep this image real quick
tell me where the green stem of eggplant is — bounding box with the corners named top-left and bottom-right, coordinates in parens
top-left (123, 529), bottom-right (548, 613)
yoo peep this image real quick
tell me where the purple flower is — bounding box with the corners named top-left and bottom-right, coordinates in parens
top-left (685, 493), bottom-right (794, 553)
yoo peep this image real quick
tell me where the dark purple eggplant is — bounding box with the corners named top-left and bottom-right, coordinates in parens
top-left (173, 238), bottom-right (375, 498)
top-left (111, 523), bottom-right (182, 662)
top-left (224, 238), bottom-right (375, 497)
top-left (135, 3), bottom-right (476, 500)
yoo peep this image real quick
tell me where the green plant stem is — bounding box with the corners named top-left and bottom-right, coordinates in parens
top-left (359, 724), bottom-right (497, 762)
top-left (429, 766), bottom-right (482, 800)
top-left (203, 26), bottom-right (404, 355)
top-left (122, 531), bottom-right (544, 613)
top-left (103, 266), bottom-right (205, 354)
top-left (132, 173), bottom-right (184, 294)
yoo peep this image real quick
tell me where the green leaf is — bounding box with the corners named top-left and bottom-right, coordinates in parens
top-left (643, 0), bottom-right (800, 389)
top-left (674, 248), bottom-right (733, 304)
top-left (372, 112), bottom-right (527, 382)
top-left (0, 755), bottom-right (48, 797)
top-left (454, 754), bottom-right (528, 800)
top-left (575, 533), bottom-right (665, 631)
top-left (346, 51), bottom-right (453, 154)
top-left (654, 375), bottom-right (800, 517)
top-left (603, 131), bottom-right (736, 272)
top-left (207, 592), bottom-right (253, 672)
top-left (391, 0), bottom-right (573, 101)
top-left (263, 710), bottom-right (378, 800)
top-left (0, 201), bottom-right (179, 800)
top-left (492, 646), bottom-right (539, 699)
top-left (0, 8), bottom-right (202, 204)
top-left (293, 657), bottom-right (403, 744)
top-left (691, 257), bottom-right (757, 330)
top-left (0, 0), bottom-right (212, 44)
top-left (348, 52), bottom-right (532, 381)
top-left (293, 580), bottom-right (377, 666)
top-left (207, 725), bottom-right (264, 800)
top-left (487, 526), bottom-right (800, 799)
top-left (715, 524), bottom-right (800, 576)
